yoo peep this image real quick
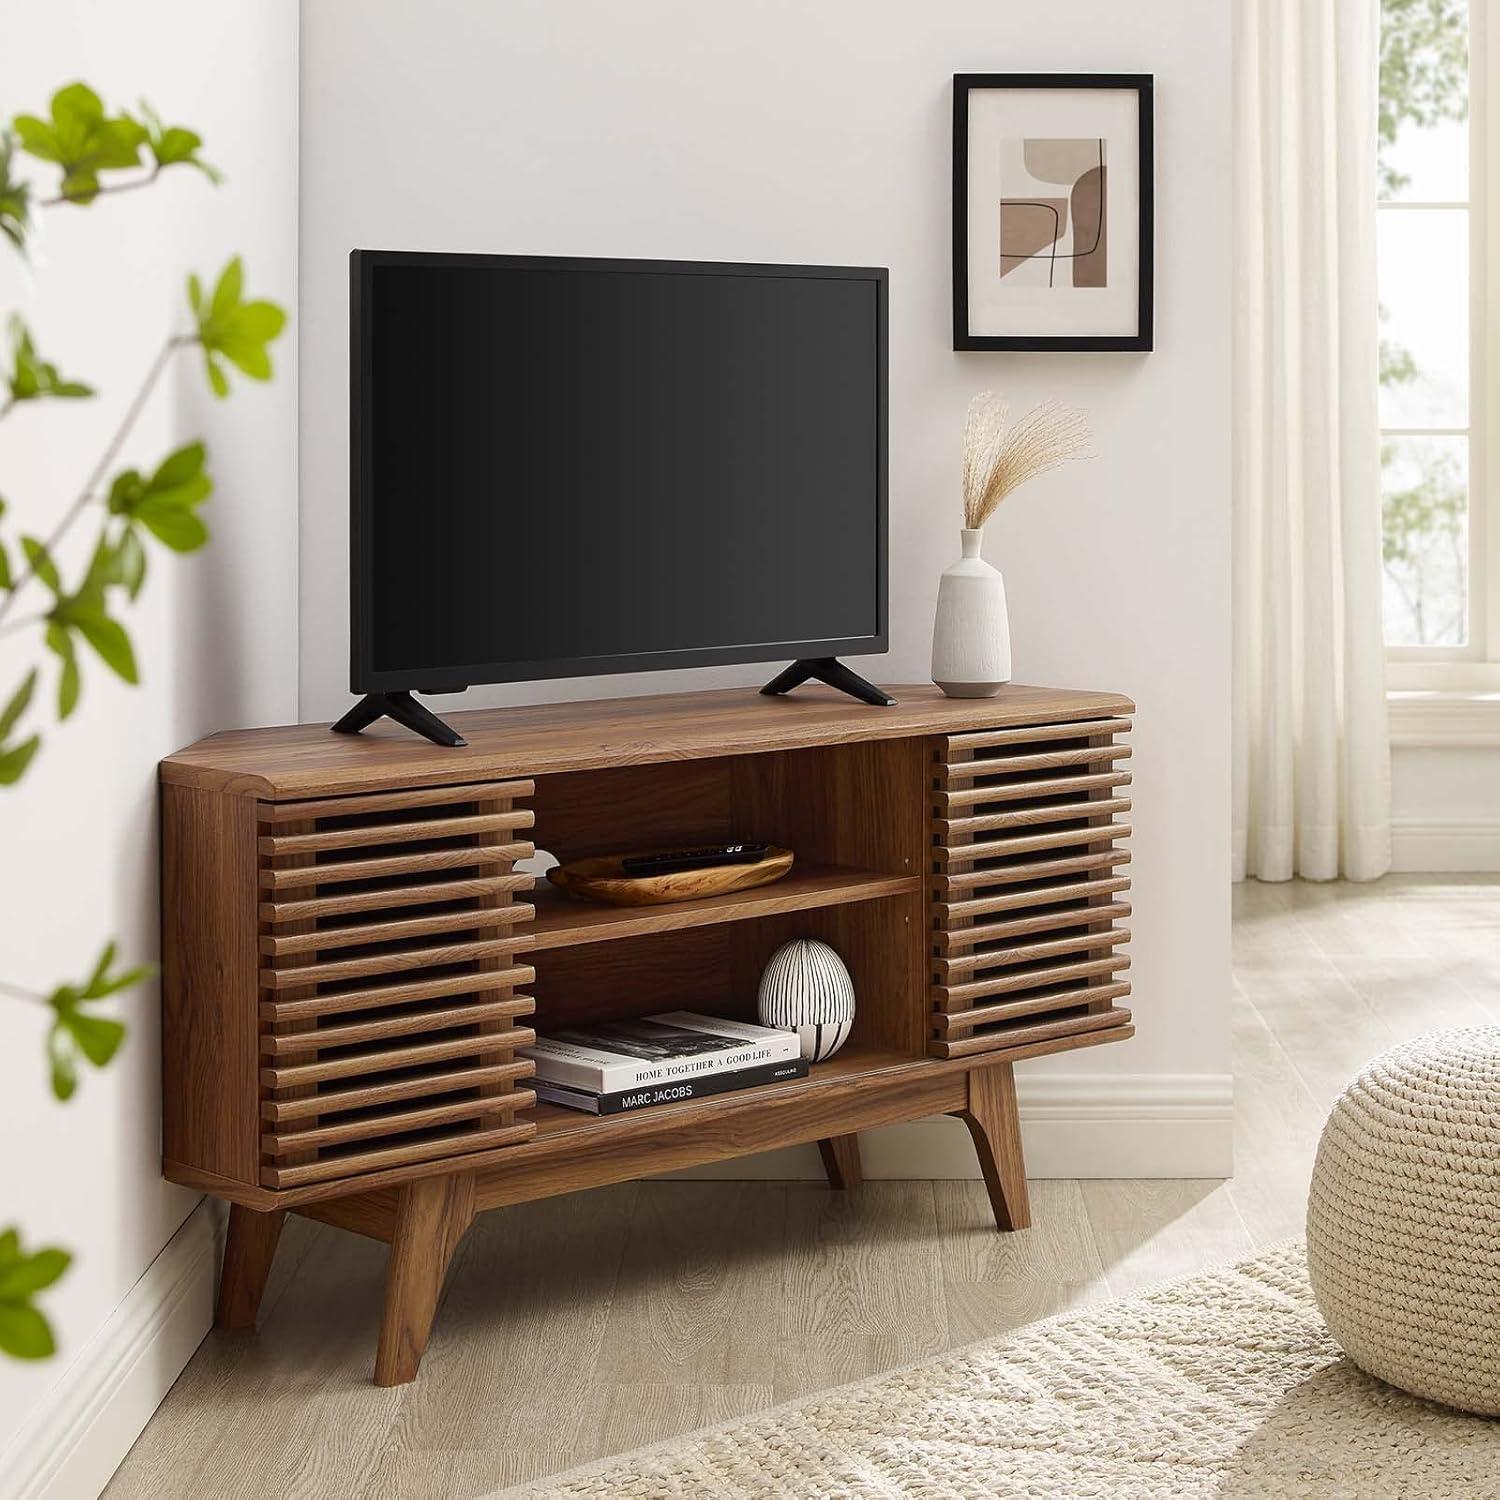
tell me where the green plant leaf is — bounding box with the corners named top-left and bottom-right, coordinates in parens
top-left (0, 669), bottom-right (36, 740)
top-left (190, 258), bottom-right (287, 395)
top-left (14, 83), bottom-right (147, 205)
top-left (105, 443), bottom-right (212, 553)
top-left (139, 104), bottom-right (221, 185)
top-left (210, 256), bottom-right (243, 323)
top-left (64, 606), bottom-right (137, 683)
top-left (0, 1224), bottom-right (72, 1363)
top-left (86, 941), bottom-right (115, 990)
top-left (11, 116), bottom-right (62, 165)
top-left (0, 670), bottom-right (38, 783)
top-left (153, 126), bottom-right (198, 164)
top-left (56, 646), bottom-right (79, 721)
top-left (47, 1026), bottom-right (76, 1101)
top-left (0, 539), bottom-right (11, 590)
top-left (5, 317), bottom-right (94, 407)
top-left (77, 942), bottom-right (151, 1002)
top-left (20, 536), bottom-right (60, 594)
top-left (105, 469), bottom-right (142, 516)
top-left (203, 352), bottom-right (229, 399)
top-left (150, 440), bottom-right (205, 491)
top-left (0, 1247), bottom-right (69, 1300)
top-left (43, 944), bottom-right (145, 1100)
top-left (214, 338), bottom-right (271, 381)
top-left (49, 583), bottom-right (139, 684)
top-left (68, 534), bottom-right (112, 610)
top-left (67, 1010), bottom-right (126, 1067)
top-left (0, 135), bottom-right (31, 254)
top-left (136, 504), bottom-right (207, 552)
top-left (116, 526), bottom-right (146, 601)
top-left (0, 734), bottom-right (39, 785)
top-left (0, 1300), bottom-right (56, 1359)
top-left (44, 620), bottom-right (71, 659)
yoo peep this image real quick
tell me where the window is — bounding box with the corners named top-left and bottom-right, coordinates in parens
top-left (1378, 0), bottom-right (1482, 663)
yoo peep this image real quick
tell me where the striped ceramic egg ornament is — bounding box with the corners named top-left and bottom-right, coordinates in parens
top-left (756, 938), bottom-right (855, 1062)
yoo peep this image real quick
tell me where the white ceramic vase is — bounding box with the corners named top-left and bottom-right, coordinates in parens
top-left (930, 528), bottom-right (1011, 698)
top-left (757, 938), bottom-right (855, 1062)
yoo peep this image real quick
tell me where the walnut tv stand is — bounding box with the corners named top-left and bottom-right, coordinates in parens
top-left (160, 683), bottom-right (1135, 1385)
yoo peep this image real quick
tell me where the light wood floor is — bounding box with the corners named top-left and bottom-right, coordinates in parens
top-left (108, 876), bottom-right (1500, 1497)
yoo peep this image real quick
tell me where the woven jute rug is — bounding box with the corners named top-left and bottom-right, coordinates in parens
top-left (500, 1242), bottom-right (1500, 1498)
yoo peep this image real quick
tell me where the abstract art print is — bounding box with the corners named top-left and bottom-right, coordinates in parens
top-left (999, 138), bottom-right (1108, 289)
top-left (954, 75), bottom-right (1153, 351)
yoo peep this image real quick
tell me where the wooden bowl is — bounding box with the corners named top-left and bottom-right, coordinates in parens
top-left (547, 847), bottom-right (795, 907)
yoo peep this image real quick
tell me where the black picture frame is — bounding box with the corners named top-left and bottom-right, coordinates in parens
top-left (952, 73), bottom-right (1154, 352)
top-left (349, 250), bottom-right (888, 697)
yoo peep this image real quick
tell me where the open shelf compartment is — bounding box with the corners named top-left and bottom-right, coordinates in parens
top-left (519, 737), bottom-right (934, 1120)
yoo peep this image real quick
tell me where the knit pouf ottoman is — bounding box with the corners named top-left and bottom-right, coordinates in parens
top-left (1306, 1027), bottom-right (1500, 1415)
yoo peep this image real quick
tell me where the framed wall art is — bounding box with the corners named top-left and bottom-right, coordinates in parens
top-left (953, 73), bottom-right (1153, 351)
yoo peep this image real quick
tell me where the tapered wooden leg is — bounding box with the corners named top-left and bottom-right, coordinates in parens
top-left (817, 1133), bottom-right (863, 1190)
top-left (954, 1063), bottom-right (1031, 1231)
top-left (374, 1171), bottom-right (475, 1387)
top-left (216, 1205), bottom-right (286, 1330)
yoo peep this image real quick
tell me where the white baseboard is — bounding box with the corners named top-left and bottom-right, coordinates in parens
top-left (663, 1073), bottom-right (1235, 1181)
top-left (1390, 817), bottom-right (1500, 873)
top-left (0, 1199), bottom-right (218, 1500)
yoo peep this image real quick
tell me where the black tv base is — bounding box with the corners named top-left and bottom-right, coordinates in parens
top-left (760, 658), bottom-right (895, 707)
top-left (331, 691), bottom-right (467, 747)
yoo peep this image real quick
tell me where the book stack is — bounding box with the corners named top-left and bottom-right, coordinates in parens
top-left (522, 1011), bottom-right (807, 1115)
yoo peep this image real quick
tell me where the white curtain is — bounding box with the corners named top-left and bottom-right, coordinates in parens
top-left (1233, 0), bottom-right (1392, 882)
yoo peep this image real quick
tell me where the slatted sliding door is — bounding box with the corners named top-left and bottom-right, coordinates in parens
top-left (255, 780), bottom-right (540, 1188)
top-left (929, 718), bottom-right (1133, 1059)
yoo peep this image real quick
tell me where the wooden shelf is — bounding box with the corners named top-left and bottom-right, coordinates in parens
top-left (530, 1043), bottom-right (920, 1142)
top-left (520, 864), bottom-right (919, 951)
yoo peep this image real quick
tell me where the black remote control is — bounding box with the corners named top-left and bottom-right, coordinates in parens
top-left (621, 842), bottom-right (770, 877)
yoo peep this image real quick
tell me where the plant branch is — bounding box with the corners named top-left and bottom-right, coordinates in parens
top-left (41, 166), bottom-right (162, 208)
top-left (0, 333), bottom-right (190, 624)
top-left (0, 612), bottom-right (47, 640)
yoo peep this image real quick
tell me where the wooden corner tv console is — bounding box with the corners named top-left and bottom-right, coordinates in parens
top-left (159, 683), bottom-right (1134, 1385)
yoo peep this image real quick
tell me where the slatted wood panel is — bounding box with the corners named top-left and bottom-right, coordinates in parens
top-left (929, 719), bottom-right (1133, 1060)
top-left (255, 780), bottom-right (540, 1189)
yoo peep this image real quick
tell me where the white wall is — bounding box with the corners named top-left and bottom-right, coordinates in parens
top-left (1390, 698), bottom-right (1500, 870)
top-left (1391, 747), bottom-right (1500, 870)
top-left (299, 0), bottom-right (1233, 1167)
top-left (0, 2), bottom-right (298, 1485)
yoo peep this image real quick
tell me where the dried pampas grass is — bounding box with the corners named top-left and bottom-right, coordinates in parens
top-left (961, 393), bottom-right (1093, 531)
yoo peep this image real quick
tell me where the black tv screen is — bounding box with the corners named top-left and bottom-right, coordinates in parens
top-left (351, 251), bottom-right (888, 694)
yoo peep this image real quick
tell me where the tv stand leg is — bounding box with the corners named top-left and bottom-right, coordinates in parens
top-left (817, 1133), bottom-right (863, 1190)
top-left (216, 1205), bottom-right (286, 1331)
top-left (760, 658), bottom-right (895, 707)
top-left (331, 691), bottom-right (467, 748)
top-left (953, 1064), bottom-right (1031, 1232)
top-left (374, 1173), bottom-right (476, 1387)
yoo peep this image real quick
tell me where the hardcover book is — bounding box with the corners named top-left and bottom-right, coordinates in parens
top-left (534, 1056), bottom-right (810, 1115)
top-left (521, 1011), bottom-right (801, 1093)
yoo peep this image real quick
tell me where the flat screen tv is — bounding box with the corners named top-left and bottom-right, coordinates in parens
top-left (341, 250), bottom-right (890, 745)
